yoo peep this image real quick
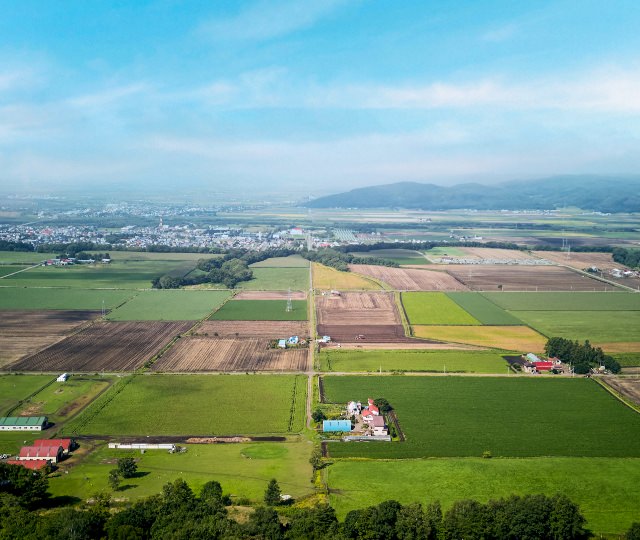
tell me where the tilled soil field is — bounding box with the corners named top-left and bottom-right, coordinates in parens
top-left (197, 320), bottom-right (309, 338)
top-left (9, 321), bottom-right (193, 372)
top-left (233, 291), bottom-right (307, 300)
top-left (316, 292), bottom-right (400, 325)
top-left (152, 337), bottom-right (309, 372)
top-left (602, 376), bottom-right (640, 406)
top-left (349, 264), bottom-right (468, 291)
top-left (317, 324), bottom-right (422, 343)
top-left (447, 265), bottom-right (612, 291)
top-left (0, 310), bottom-right (99, 368)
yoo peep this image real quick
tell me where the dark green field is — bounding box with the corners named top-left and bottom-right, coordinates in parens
top-left (0, 288), bottom-right (135, 310)
top-left (210, 299), bottom-right (307, 321)
top-left (483, 291), bottom-right (640, 311)
top-left (323, 376), bottom-right (640, 458)
top-left (447, 292), bottom-right (523, 325)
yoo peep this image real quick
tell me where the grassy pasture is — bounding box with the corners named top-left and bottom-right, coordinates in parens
top-left (413, 325), bottom-right (546, 351)
top-left (236, 267), bottom-right (309, 291)
top-left (402, 292), bottom-right (480, 325)
top-left (312, 263), bottom-right (381, 290)
top-left (14, 376), bottom-right (112, 423)
top-left (0, 374), bottom-right (54, 414)
top-left (210, 299), bottom-right (307, 321)
top-left (447, 292), bottom-right (523, 325)
top-left (319, 349), bottom-right (510, 373)
top-left (0, 288), bottom-right (135, 310)
top-left (423, 246), bottom-right (467, 258)
top-left (613, 353), bottom-right (640, 367)
top-left (0, 251), bottom-right (59, 264)
top-left (513, 310), bottom-right (640, 343)
top-left (327, 457), bottom-right (640, 535)
top-left (0, 266), bottom-right (28, 277)
top-left (107, 290), bottom-right (231, 321)
top-left (250, 255), bottom-right (309, 268)
top-left (49, 439), bottom-right (312, 503)
top-left (2, 260), bottom-right (194, 289)
top-left (349, 249), bottom-right (427, 266)
top-left (65, 374), bottom-right (307, 436)
top-left (483, 291), bottom-right (640, 311)
top-left (323, 376), bottom-right (640, 458)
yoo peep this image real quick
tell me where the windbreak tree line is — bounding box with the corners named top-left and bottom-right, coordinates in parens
top-left (545, 337), bottom-right (621, 374)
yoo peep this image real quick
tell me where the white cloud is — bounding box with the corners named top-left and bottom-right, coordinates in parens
top-left (197, 0), bottom-right (351, 41)
top-left (66, 83), bottom-right (150, 110)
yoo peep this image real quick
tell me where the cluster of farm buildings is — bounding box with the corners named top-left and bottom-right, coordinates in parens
top-left (323, 398), bottom-right (391, 441)
top-left (1, 434), bottom-right (74, 471)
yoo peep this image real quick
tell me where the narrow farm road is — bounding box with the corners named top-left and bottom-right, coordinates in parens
top-left (0, 263), bottom-right (41, 279)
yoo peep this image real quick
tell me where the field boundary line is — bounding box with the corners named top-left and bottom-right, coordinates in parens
top-left (143, 321), bottom-right (201, 369)
top-left (3, 376), bottom-right (56, 416)
top-left (186, 290), bottom-right (234, 335)
top-left (395, 291), bottom-right (413, 337)
top-left (592, 376), bottom-right (640, 414)
top-left (0, 263), bottom-right (41, 279)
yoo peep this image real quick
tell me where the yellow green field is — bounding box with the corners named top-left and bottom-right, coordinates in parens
top-left (413, 325), bottom-right (547, 351)
top-left (312, 263), bottom-right (381, 290)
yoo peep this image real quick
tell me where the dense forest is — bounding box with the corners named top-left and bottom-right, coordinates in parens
top-left (0, 462), bottom-right (613, 539)
top-left (545, 337), bottom-right (621, 374)
top-left (306, 176), bottom-right (640, 213)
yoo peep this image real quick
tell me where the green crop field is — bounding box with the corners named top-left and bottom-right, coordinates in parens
top-left (402, 292), bottom-right (480, 325)
top-left (319, 349), bottom-right (511, 373)
top-left (0, 266), bottom-right (28, 277)
top-left (349, 249), bottom-right (428, 266)
top-left (0, 287), bottom-right (135, 310)
top-left (64, 374), bottom-right (307, 436)
top-left (613, 353), bottom-right (640, 367)
top-left (0, 251), bottom-right (59, 264)
top-left (447, 292), bottom-right (523, 325)
top-left (49, 439), bottom-right (312, 503)
top-left (14, 376), bottom-right (112, 423)
top-left (112, 252), bottom-right (220, 262)
top-left (327, 457), bottom-right (640, 535)
top-left (107, 290), bottom-right (231, 321)
top-left (237, 267), bottom-right (309, 291)
top-left (2, 260), bottom-right (195, 289)
top-left (0, 374), bottom-right (54, 414)
top-left (483, 291), bottom-right (640, 311)
top-left (424, 246), bottom-right (467, 257)
top-left (250, 255), bottom-right (309, 268)
top-left (322, 376), bottom-right (640, 458)
top-left (210, 299), bottom-right (307, 321)
top-left (513, 310), bottom-right (640, 342)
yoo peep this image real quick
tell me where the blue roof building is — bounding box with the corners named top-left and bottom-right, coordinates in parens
top-left (322, 420), bottom-right (352, 432)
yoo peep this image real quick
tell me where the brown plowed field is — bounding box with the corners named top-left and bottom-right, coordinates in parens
top-left (316, 292), bottom-right (400, 325)
top-left (9, 321), bottom-right (192, 372)
top-left (349, 264), bottom-right (468, 291)
top-left (234, 291), bottom-right (307, 300)
top-left (447, 265), bottom-right (612, 291)
top-left (0, 310), bottom-right (99, 368)
top-left (317, 324), bottom-right (422, 343)
top-left (197, 320), bottom-right (309, 338)
top-left (152, 337), bottom-right (309, 372)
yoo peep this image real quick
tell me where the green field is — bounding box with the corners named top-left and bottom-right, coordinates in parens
top-left (0, 251), bottom-right (59, 264)
top-left (513, 310), bottom-right (640, 342)
top-left (112, 252), bottom-right (220, 262)
top-left (319, 349), bottom-right (510, 373)
top-left (0, 374), bottom-right (54, 414)
top-left (402, 292), bottom-right (480, 325)
top-left (0, 287), bottom-right (135, 310)
top-left (322, 376), bottom-right (640, 458)
top-left (236, 267), bottom-right (309, 291)
top-left (423, 246), bottom-right (467, 257)
top-left (483, 291), bottom-right (640, 311)
top-left (107, 290), bottom-right (231, 321)
top-left (13, 376), bottom-right (112, 424)
top-left (327, 457), bottom-right (640, 535)
top-left (250, 255), bottom-right (309, 268)
top-left (447, 292), bottom-right (523, 325)
top-left (613, 353), bottom-right (640, 367)
top-left (2, 260), bottom-right (195, 289)
top-left (349, 249), bottom-right (428, 266)
top-left (0, 266), bottom-right (28, 277)
top-left (64, 374), bottom-right (307, 436)
top-left (49, 439), bottom-right (312, 503)
top-left (210, 299), bottom-right (307, 321)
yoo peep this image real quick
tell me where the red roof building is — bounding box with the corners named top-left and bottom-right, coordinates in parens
top-left (19, 445), bottom-right (63, 463)
top-left (533, 361), bottom-right (554, 371)
top-left (6, 459), bottom-right (50, 470)
top-left (34, 438), bottom-right (74, 454)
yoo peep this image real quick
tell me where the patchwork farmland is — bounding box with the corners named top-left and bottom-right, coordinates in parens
top-left (8, 321), bottom-right (193, 372)
top-left (197, 320), bottom-right (309, 338)
top-left (349, 264), bottom-right (468, 291)
top-left (402, 292), bottom-right (480, 325)
top-left (0, 310), bottom-right (100, 368)
top-left (210, 299), bottom-right (308, 321)
top-left (152, 337), bottom-right (309, 372)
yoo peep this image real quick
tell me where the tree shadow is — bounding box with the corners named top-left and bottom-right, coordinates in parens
top-left (41, 495), bottom-right (82, 508)
top-left (129, 471), bottom-right (150, 479)
top-left (116, 484), bottom-right (138, 492)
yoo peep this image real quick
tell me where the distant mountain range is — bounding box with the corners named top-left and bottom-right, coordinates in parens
top-left (305, 176), bottom-right (640, 213)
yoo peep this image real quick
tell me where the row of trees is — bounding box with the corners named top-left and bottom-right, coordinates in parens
top-left (302, 248), bottom-right (399, 272)
top-left (612, 247), bottom-right (640, 269)
top-left (544, 337), bottom-right (621, 374)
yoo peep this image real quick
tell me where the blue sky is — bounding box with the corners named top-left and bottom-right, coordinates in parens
top-left (2, 0), bottom-right (640, 194)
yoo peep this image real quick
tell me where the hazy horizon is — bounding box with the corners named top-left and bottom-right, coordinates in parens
top-left (2, 1), bottom-right (640, 194)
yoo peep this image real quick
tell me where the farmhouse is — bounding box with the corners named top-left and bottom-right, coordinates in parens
top-left (0, 416), bottom-right (47, 431)
top-left (34, 438), bottom-right (74, 455)
top-left (18, 445), bottom-right (63, 464)
top-left (323, 420), bottom-right (352, 432)
top-left (371, 415), bottom-right (388, 436)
